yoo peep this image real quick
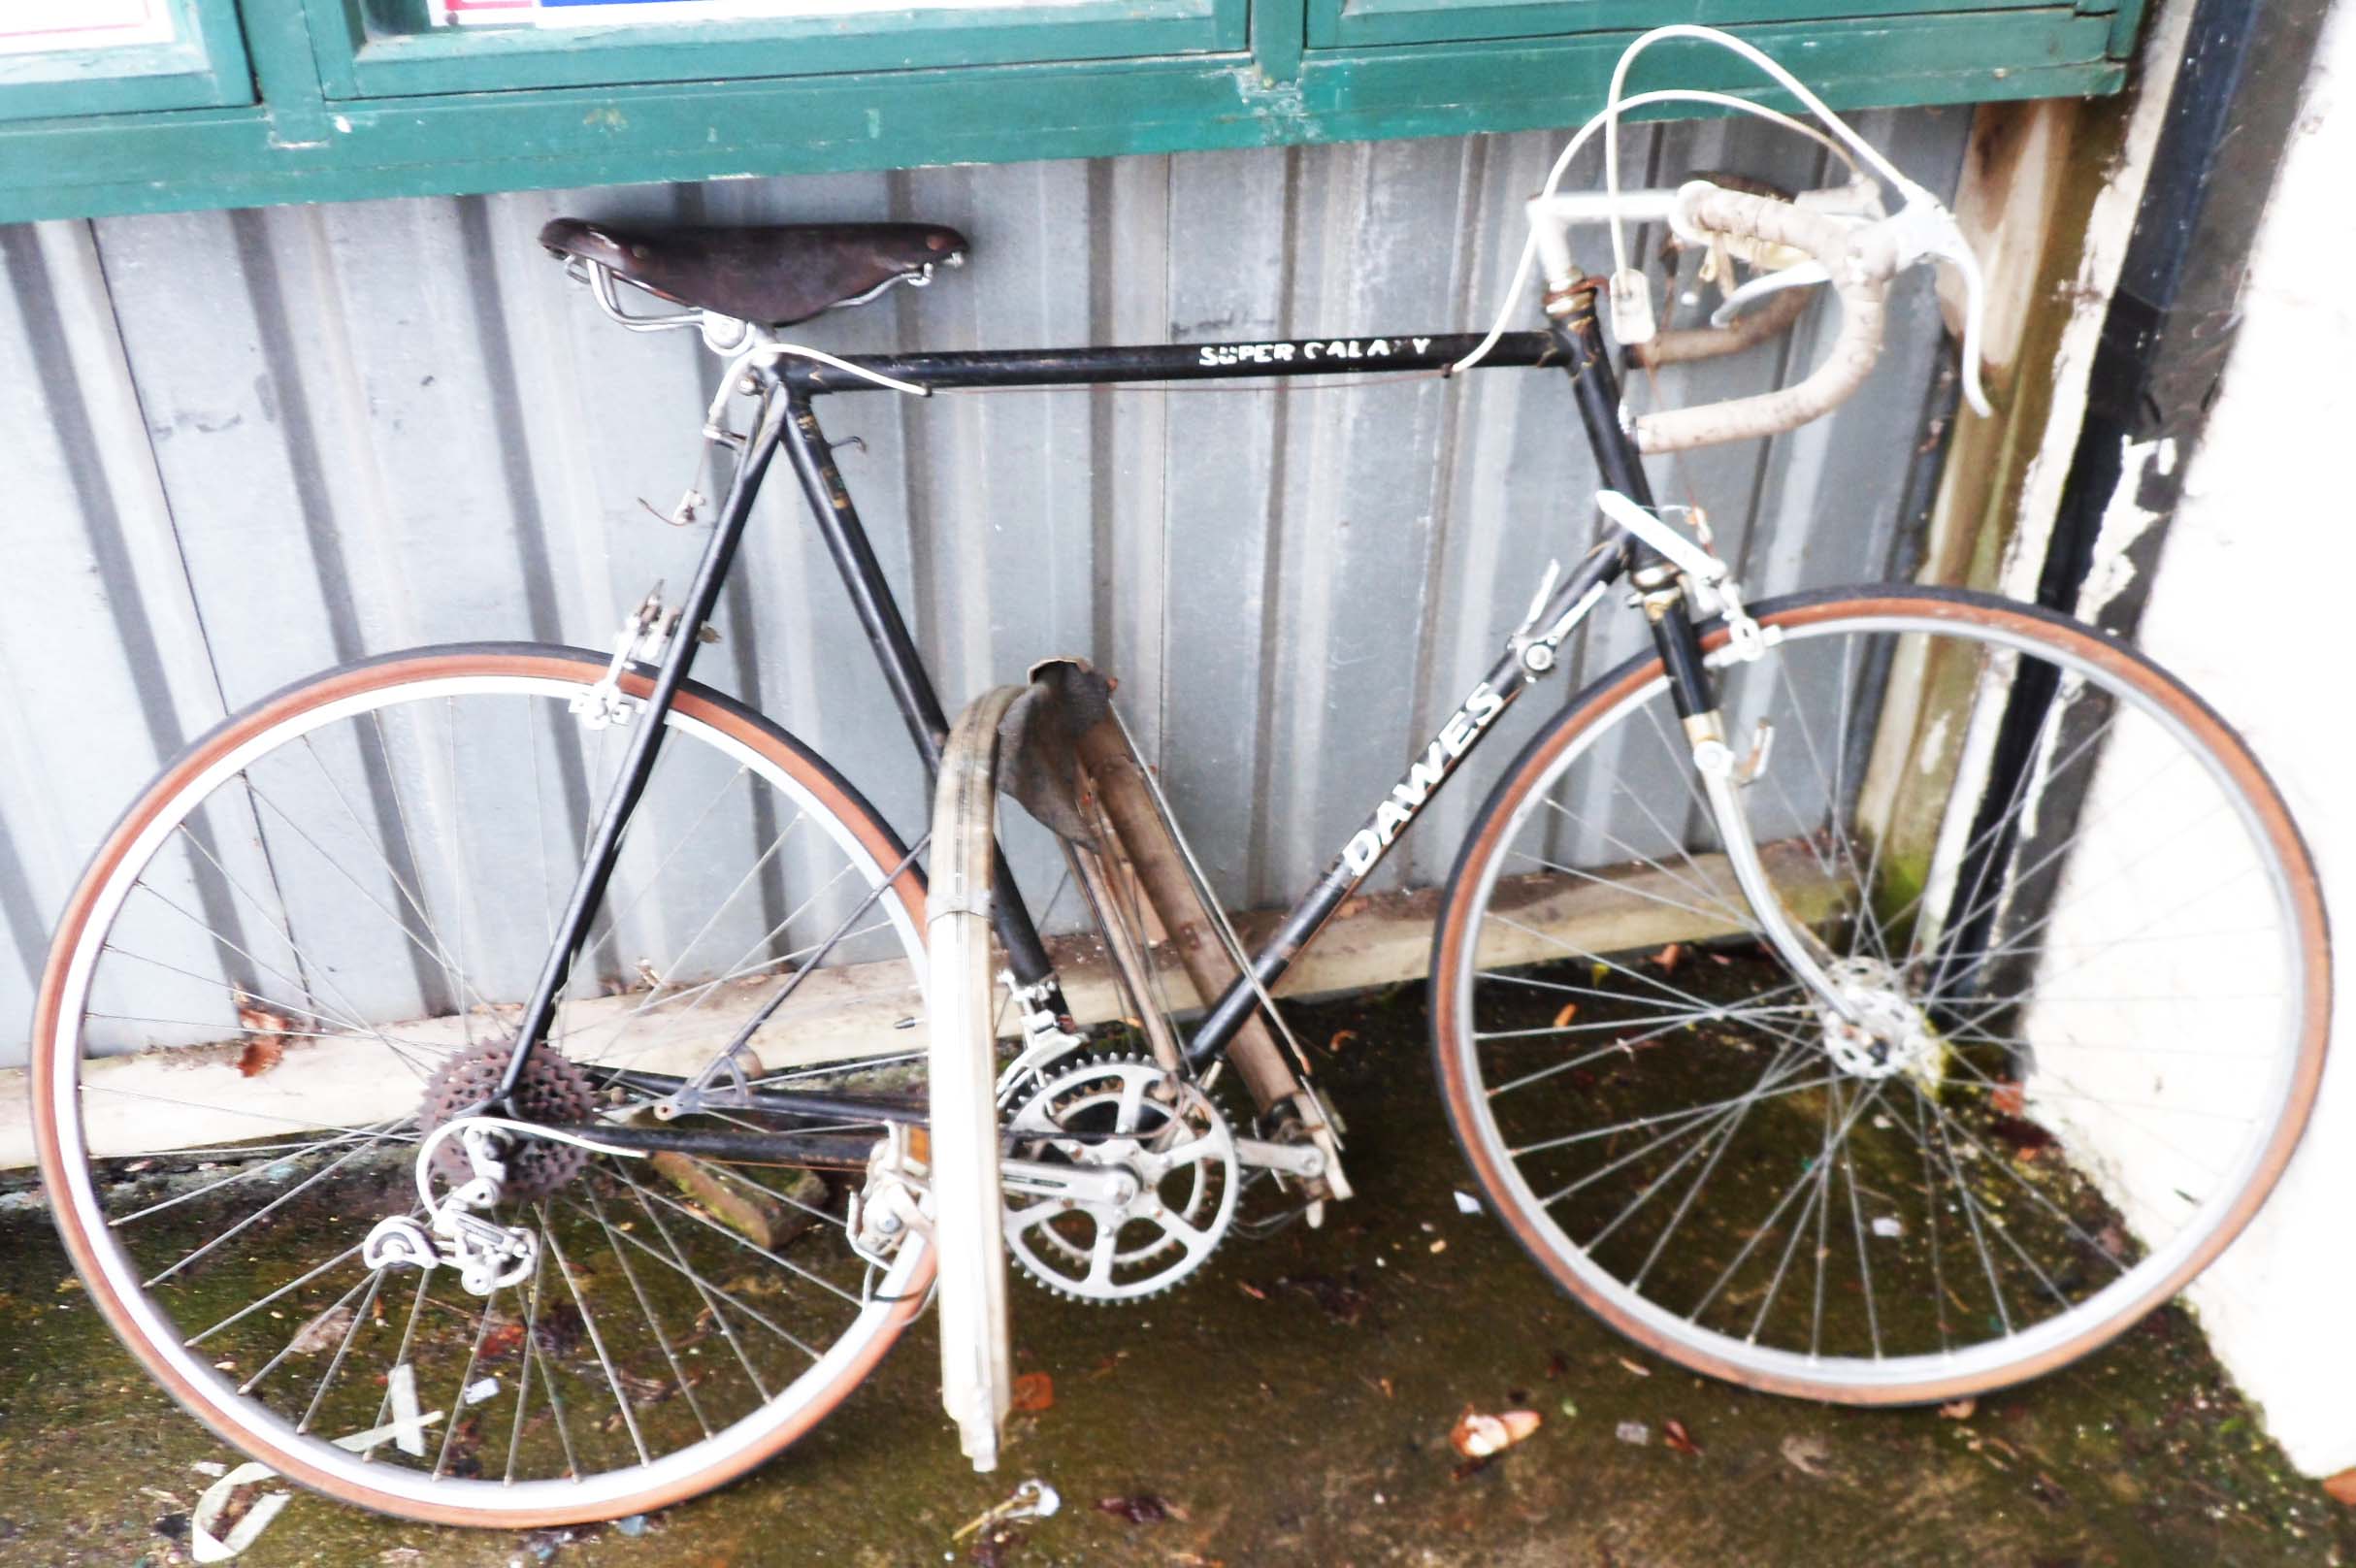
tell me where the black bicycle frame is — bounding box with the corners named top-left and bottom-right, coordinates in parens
top-left (496, 289), bottom-right (1690, 1118)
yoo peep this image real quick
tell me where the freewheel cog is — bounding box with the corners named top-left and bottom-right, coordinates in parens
top-left (1001, 1056), bottom-right (1238, 1303)
top-left (417, 1039), bottom-right (599, 1202)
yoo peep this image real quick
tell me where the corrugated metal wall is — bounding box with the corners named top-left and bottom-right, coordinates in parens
top-left (0, 109), bottom-right (1970, 1062)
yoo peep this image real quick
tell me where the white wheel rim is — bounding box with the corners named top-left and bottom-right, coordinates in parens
top-left (46, 666), bottom-right (931, 1514)
top-left (1447, 609), bottom-right (2312, 1393)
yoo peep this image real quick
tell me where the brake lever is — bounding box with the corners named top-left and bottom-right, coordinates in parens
top-left (1881, 180), bottom-right (1994, 417)
top-left (1707, 260), bottom-right (1829, 329)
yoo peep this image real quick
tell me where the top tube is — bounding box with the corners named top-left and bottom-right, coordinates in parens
top-left (785, 331), bottom-right (1559, 394)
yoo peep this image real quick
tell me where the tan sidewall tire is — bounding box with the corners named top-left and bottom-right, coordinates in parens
top-left (1430, 590), bottom-right (2331, 1405)
top-left (32, 648), bottom-right (934, 1526)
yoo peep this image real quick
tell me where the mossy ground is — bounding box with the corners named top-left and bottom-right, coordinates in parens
top-left (3, 981), bottom-right (2347, 1567)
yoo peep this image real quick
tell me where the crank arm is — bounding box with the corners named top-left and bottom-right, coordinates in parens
top-left (1233, 1137), bottom-right (1327, 1180)
top-left (1000, 1158), bottom-right (1139, 1206)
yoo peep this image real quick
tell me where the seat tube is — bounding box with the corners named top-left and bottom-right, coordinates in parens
top-left (777, 384), bottom-right (1067, 1008)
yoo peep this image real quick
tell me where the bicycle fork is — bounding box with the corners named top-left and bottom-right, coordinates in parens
top-left (1550, 277), bottom-right (1870, 1037)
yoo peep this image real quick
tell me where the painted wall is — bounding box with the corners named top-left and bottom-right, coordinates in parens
top-left (2056, 0), bottom-right (2356, 1479)
top-left (0, 110), bottom-right (1970, 1066)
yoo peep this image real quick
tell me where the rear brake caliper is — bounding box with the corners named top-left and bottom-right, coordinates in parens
top-left (845, 1124), bottom-right (933, 1270)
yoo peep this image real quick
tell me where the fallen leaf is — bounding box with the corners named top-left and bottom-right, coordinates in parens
top-left (1649, 942), bottom-right (1685, 974)
top-left (288, 1303), bottom-right (355, 1356)
top-left (1940, 1397), bottom-right (1977, 1421)
top-left (1991, 1081), bottom-right (2027, 1116)
top-left (1988, 1114), bottom-right (2057, 1158)
top-left (235, 999), bottom-right (297, 1035)
top-left (1009, 1372), bottom-right (1055, 1414)
top-left (235, 999), bottom-right (297, 1078)
top-left (1663, 1419), bottom-right (1703, 1457)
top-left (1451, 1409), bottom-right (1542, 1459)
top-left (2323, 1466), bottom-right (2356, 1506)
top-left (1552, 1001), bottom-right (1581, 1029)
top-left (1095, 1494), bottom-right (1183, 1524)
top-left (1327, 1029), bottom-right (1360, 1054)
top-left (1237, 1281), bottom-right (1267, 1301)
top-left (1616, 1356), bottom-right (1652, 1378)
top-left (1781, 1433), bottom-right (1832, 1478)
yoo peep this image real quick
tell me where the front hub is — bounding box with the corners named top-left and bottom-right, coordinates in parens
top-left (1816, 957), bottom-right (1940, 1082)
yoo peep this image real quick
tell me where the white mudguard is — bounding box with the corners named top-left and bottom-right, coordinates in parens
top-left (927, 685), bottom-right (1025, 1472)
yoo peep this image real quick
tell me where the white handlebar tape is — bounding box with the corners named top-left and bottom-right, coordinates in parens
top-left (1633, 183), bottom-right (1901, 453)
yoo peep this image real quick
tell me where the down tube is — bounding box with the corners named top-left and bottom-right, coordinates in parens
top-left (1184, 551), bottom-right (1622, 1069)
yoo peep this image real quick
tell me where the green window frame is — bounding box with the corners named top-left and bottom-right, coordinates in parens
top-left (312, 0), bottom-right (1248, 98)
top-left (0, 0), bottom-right (2145, 223)
top-left (0, 0), bottom-right (253, 125)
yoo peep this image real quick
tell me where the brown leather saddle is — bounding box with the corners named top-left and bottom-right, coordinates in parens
top-left (540, 218), bottom-right (967, 326)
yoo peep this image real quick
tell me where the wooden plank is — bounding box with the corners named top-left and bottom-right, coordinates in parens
top-left (0, 843), bottom-right (1843, 1166)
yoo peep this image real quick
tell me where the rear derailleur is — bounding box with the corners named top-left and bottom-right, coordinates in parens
top-left (362, 1123), bottom-right (540, 1297)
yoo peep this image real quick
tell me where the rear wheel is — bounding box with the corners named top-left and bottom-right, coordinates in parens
top-left (1432, 589), bottom-right (2328, 1403)
top-left (34, 646), bottom-right (933, 1525)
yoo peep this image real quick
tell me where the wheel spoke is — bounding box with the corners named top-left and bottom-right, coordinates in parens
top-left (53, 664), bottom-right (930, 1510)
top-left (1441, 602), bottom-right (2316, 1393)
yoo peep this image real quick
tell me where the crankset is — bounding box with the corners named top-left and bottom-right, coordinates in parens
top-left (1000, 1057), bottom-right (1239, 1302)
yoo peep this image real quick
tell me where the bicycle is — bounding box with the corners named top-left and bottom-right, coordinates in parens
top-left (28, 27), bottom-right (2328, 1527)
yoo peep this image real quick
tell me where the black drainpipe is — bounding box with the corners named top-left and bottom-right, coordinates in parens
top-left (1936, 0), bottom-right (2334, 997)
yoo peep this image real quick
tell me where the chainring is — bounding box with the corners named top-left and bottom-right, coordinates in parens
top-left (1001, 1056), bottom-right (1238, 1303)
top-left (417, 1038), bottom-right (600, 1202)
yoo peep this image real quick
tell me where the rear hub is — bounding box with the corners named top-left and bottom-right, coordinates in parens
top-left (417, 1039), bottom-right (599, 1201)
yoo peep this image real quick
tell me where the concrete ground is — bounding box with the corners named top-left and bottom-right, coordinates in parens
top-left (4, 983), bottom-right (2349, 1568)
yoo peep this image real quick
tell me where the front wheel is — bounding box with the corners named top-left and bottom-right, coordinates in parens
top-left (34, 645), bottom-right (933, 1525)
top-left (1431, 588), bottom-right (2327, 1404)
